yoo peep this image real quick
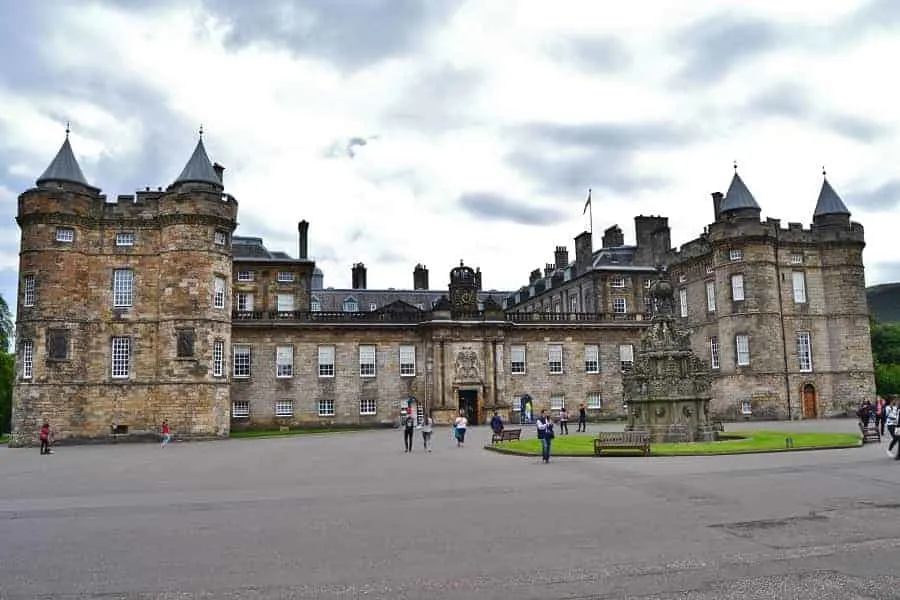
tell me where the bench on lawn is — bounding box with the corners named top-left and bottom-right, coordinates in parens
top-left (860, 422), bottom-right (881, 444)
top-left (491, 429), bottom-right (522, 444)
top-left (594, 431), bottom-right (651, 456)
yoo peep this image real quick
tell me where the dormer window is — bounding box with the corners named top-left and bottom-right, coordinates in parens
top-left (56, 227), bottom-right (74, 243)
top-left (342, 297), bottom-right (359, 312)
top-left (310, 296), bottom-right (321, 312)
top-left (115, 232), bottom-right (135, 246)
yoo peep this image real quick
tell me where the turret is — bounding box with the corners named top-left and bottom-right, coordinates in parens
top-left (812, 170), bottom-right (851, 230)
top-left (718, 166), bottom-right (761, 222)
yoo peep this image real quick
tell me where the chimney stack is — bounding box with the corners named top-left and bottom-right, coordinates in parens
top-left (529, 269), bottom-right (541, 284)
top-left (601, 225), bottom-right (624, 248)
top-left (711, 192), bottom-right (724, 222)
top-left (297, 220), bottom-right (309, 259)
top-left (413, 264), bottom-right (429, 290)
top-left (554, 246), bottom-right (569, 269)
top-left (212, 162), bottom-right (225, 184)
top-left (574, 231), bottom-right (593, 275)
top-left (351, 263), bottom-right (367, 290)
top-left (544, 263), bottom-right (555, 278)
top-left (474, 267), bottom-right (482, 291)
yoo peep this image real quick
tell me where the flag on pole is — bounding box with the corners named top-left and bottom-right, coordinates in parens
top-left (583, 189), bottom-right (592, 214)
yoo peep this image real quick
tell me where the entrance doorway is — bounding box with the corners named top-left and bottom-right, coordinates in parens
top-left (458, 389), bottom-right (479, 425)
top-left (802, 384), bottom-right (817, 418)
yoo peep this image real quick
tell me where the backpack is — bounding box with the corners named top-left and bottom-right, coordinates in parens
top-left (545, 422), bottom-right (555, 439)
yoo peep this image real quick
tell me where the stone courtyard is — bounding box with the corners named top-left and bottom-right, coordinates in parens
top-left (2, 420), bottom-right (900, 599)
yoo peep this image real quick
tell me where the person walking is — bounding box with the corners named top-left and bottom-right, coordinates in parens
top-left (160, 419), bottom-right (171, 448)
top-left (577, 403), bottom-right (587, 433)
top-left (876, 397), bottom-right (887, 437)
top-left (422, 414), bottom-right (433, 452)
top-left (885, 398), bottom-right (900, 459)
top-left (403, 415), bottom-right (415, 453)
top-left (558, 406), bottom-right (569, 435)
top-left (454, 411), bottom-right (468, 447)
top-left (536, 410), bottom-right (554, 463)
top-left (39, 420), bottom-right (52, 455)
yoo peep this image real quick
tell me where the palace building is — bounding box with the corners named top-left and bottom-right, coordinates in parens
top-left (8, 134), bottom-right (875, 446)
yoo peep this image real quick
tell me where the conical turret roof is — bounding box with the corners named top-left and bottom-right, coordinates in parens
top-left (172, 137), bottom-right (222, 187)
top-left (719, 170), bottom-right (760, 212)
top-left (36, 135), bottom-right (92, 188)
top-left (814, 175), bottom-right (850, 217)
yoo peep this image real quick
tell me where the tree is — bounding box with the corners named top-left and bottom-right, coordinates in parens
top-left (0, 294), bottom-right (11, 353)
top-left (872, 319), bottom-right (900, 398)
top-left (0, 294), bottom-right (11, 434)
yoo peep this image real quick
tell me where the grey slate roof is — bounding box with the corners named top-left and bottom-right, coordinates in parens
top-left (720, 172), bottom-right (760, 212)
top-left (37, 137), bottom-right (92, 187)
top-left (814, 177), bottom-right (851, 217)
top-left (173, 139), bottom-right (222, 187)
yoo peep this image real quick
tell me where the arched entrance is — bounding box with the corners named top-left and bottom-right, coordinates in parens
top-left (801, 384), bottom-right (817, 418)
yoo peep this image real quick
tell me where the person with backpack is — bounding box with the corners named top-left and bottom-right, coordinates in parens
top-left (403, 415), bottom-right (415, 453)
top-left (536, 410), bottom-right (555, 463)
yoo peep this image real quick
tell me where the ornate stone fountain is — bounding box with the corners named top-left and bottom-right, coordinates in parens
top-left (623, 268), bottom-right (717, 443)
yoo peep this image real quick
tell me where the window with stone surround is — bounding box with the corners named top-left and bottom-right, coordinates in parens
top-left (550, 394), bottom-right (565, 410)
top-left (610, 276), bottom-right (626, 288)
top-left (213, 276), bottom-right (226, 309)
top-left (570, 296), bottom-right (578, 312)
top-left (310, 297), bottom-right (321, 312)
top-left (709, 336), bottom-right (720, 369)
top-left (706, 281), bottom-right (716, 312)
top-left (233, 344), bottom-right (251, 378)
top-left (342, 297), bottom-right (358, 312)
top-left (731, 274), bottom-right (745, 301)
top-left (116, 232), bottom-right (135, 246)
top-left (729, 249), bottom-right (743, 261)
top-left (510, 345), bottom-right (526, 374)
top-left (232, 400), bottom-right (250, 418)
top-left (55, 227), bottom-right (74, 242)
top-left (276, 293), bottom-right (294, 312)
top-left (619, 344), bottom-right (634, 371)
top-left (679, 288), bottom-right (688, 318)
top-left (277, 271), bottom-right (294, 282)
top-left (399, 345), bottom-right (416, 377)
top-left (584, 344), bottom-right (599, 373)
top-left (511, 396), bottom-right (521, 411)
top-left (705, 263), bottom-right (714, 274)
top-left (548, 344), bottom-right (563, 374)
top-left (47, 329), bottom-right (68, 360)
top-left (21, 340), bottom-right (33, 379)
top-left (735, 335), bottom-right (750, 366)
top-left (792, 271), bottom-right (807, 303)
top-left (360, 399), bottom-right (377, 415)
top-left (276, 345), bottom-right (293, 378)
top-left (796, 331), bottom-right (813, 372)
top-left (318, 345), bottom-right (335, 377)
top-left (23, 274), bottom-right (35, 307)
top-left (237, 271), bottom-right (254, 282)
top-left (214, 230), bottom-right (228, 245)
top-left (176, 329), bottom-right (195, 358)
top-left (318, 399), bottom-right (335, 417)
top-left (275, 400), bottom-right (293, 417)
top-left (587, 392), bottom-right (602, 410)
top-left (236, 292), bottom-right (254, 312)
top-left (790, 252), bottom-right (804, 265)
top-left (213, 340), bottom-right (225, 377)
top-left (612, 297), bottom-right (627, 314)
top-left (111, 336), bottom-right (131, 379)
top-left (359, 344), bottom-right (376, 377)
top-left (113, 269), bottom-right (134, 307)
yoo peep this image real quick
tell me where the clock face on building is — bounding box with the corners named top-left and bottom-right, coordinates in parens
top-left (454, 289), bottom-right (476, 306)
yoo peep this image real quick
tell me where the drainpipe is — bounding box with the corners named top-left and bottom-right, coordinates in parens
top-left (774, 227), bottom-right (793, 420)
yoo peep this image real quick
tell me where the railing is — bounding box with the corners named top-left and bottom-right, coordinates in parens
top-left (232, 310), bottom-right (653, 324)
top-left (505, 312), bottom-right (651, 323)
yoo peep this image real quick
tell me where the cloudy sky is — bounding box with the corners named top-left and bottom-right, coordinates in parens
top-left (1, 0), bottom-right (899, 315)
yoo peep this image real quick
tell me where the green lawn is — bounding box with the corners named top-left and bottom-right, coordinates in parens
top-left (230, 426), bottom-right (379, 439)
top-left (487, 430), bottom-right (862, 457)
top-left (0, 434), bottom-right (7, 445)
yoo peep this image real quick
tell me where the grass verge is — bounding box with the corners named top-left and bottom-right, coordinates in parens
top-left (230, 426), bottom-right (379, 439)
top-left (486, 430), bottom-right (862, 457)
top-left (0, 434), bottom-right (7, 445)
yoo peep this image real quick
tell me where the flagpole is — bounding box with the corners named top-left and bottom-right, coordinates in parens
top-left (588, 188), bottom-right (593, 234)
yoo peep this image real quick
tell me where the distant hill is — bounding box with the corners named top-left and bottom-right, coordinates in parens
top-left (867, 283), bottom-right (900, 323)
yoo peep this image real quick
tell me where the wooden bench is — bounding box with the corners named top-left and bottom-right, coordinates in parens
top-left (491, 429), bottom-right (522, 444)
top-left (594, 431), bottom-right (651, 456)
top-left (860, 422), bottom-right (881, 444)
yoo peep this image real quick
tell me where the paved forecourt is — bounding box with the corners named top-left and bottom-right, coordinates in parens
top-left (2, 419), bottom-right (899, 599)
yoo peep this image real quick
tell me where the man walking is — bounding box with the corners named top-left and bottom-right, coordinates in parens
top-left (577, 403), bottom-right (587, 433)
top-left (885, 398), bottom-right (899, 459)
top-left (536, 411), bottom-right (554, 463)
top-left (39, 420), bottom-right (53, 455)
top-left (403, 415), bottom-right (415, 453)
top-left (559, 406), bottom-right (569, 435)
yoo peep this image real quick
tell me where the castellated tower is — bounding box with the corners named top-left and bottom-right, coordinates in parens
top-left (10, 132), bottom-right (238, 446)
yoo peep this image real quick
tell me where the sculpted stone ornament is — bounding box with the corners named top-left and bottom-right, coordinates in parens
top-left (455, 346), bottom-right (480, 381)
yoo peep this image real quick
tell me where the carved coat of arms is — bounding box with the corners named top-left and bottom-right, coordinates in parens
top-left (455, 347), bottom-right (480, 381)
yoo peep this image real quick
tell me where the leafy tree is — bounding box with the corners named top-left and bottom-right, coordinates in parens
top-left (0, 294), bottom-right (11, 353)
top-left (0, 351), bottom-right (11, 434)
top-left (872, 319), bottom-right (900, 398)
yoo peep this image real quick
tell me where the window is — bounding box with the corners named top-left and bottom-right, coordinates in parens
top-left (275, 400), bottom-right (293, 417)
top-left (236, 292), bottom-right (254, 312)
top-left (510, 345), bottom-right (526, 374)
top-left (644, 279), bottom-right (652, 289)
top-left (214, 230), bottom-right (228, 245)
top-left (23, 275), bottom-right (35, 307)
top-left (113, 269), bottom-right (134, 307)
top-left (610, 276), bottom-right (625, 288)
top-left (276, 345), bottom-right (293, 378)
top-left (176, 329), bottom-right (195, 358)
top-left (570, 297), bottom-right (578, 312)
top-left (679, 288), bottom-right (688, 317)
top-left (709, 337), bottom-right (720, 369)
top-left (735, 335), bottom-right (750, 366)
top-left (797, 331), bottom-right (812, 372)
top-left (318, 399), bottom-right (335, 417)
top-left (111, 336), bottom-right (131, 379)
top-left (678, 273), bottom-right (687, 283)
top-left (705, 264), bottom-right (714, 274)
top-left (613, 297), bottom-right (627, 314)
top-left (548, 344), bottom-right (563, 374)
top-left (342, 297), bottom-right (359, 312)
top-left (399, 345), bottom-right (416, 376)
top-left (585, 344), bottom-right (599, 373)
top-left (619, 344), bottom-right (634, 371)
top-left (277, 271), bottom-right (294, 282)
top-left (792, 271), bottom-right (807, 303)
top-left (213, 340), bottom-right (225, 377)
top-left (359, 345), bottom-right (376, 377)
top-left (276, 293), bottom-right (294, 312)
top-left (318, 345), bottom-right (335, 377)
top-left (706, 281), bottom-right (716, 312)
top-left (310, 297), bottom-right (321, 312)
top-left (22, 340), bottom-right (33, 379)
top-left (587, 392), bottom-right (602, 409)
top-left (360, 399), bottom-right (377, 415)
top-left (233, 344), bottom-right (251, 378)
top-left (511, 396), bottom-right (522, 411)
top-left (416, 303), bottom-right (424, 310)
top-left (48, 329), bottom-right (68, 360)
top-left (550, 395), bottom-right (565, 410)
top-left (116, 232), bottom-right (135, 246)
top-left (729, 249), bottom-right (743, 261)
top-left (790, 252), bottom-right (804, 265)
top-left (232, 400), bottom-right (250, 418)
top-left (237, 271), bottom-right (254, 282)
top-left (56, 227), bottom-right (74, 242)
top-left (214, 276), bottom-right (226, 309)
top-left (553, 301), bottom-right (561, 314)
top-left (731, 274), bottom-right (745, 301)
